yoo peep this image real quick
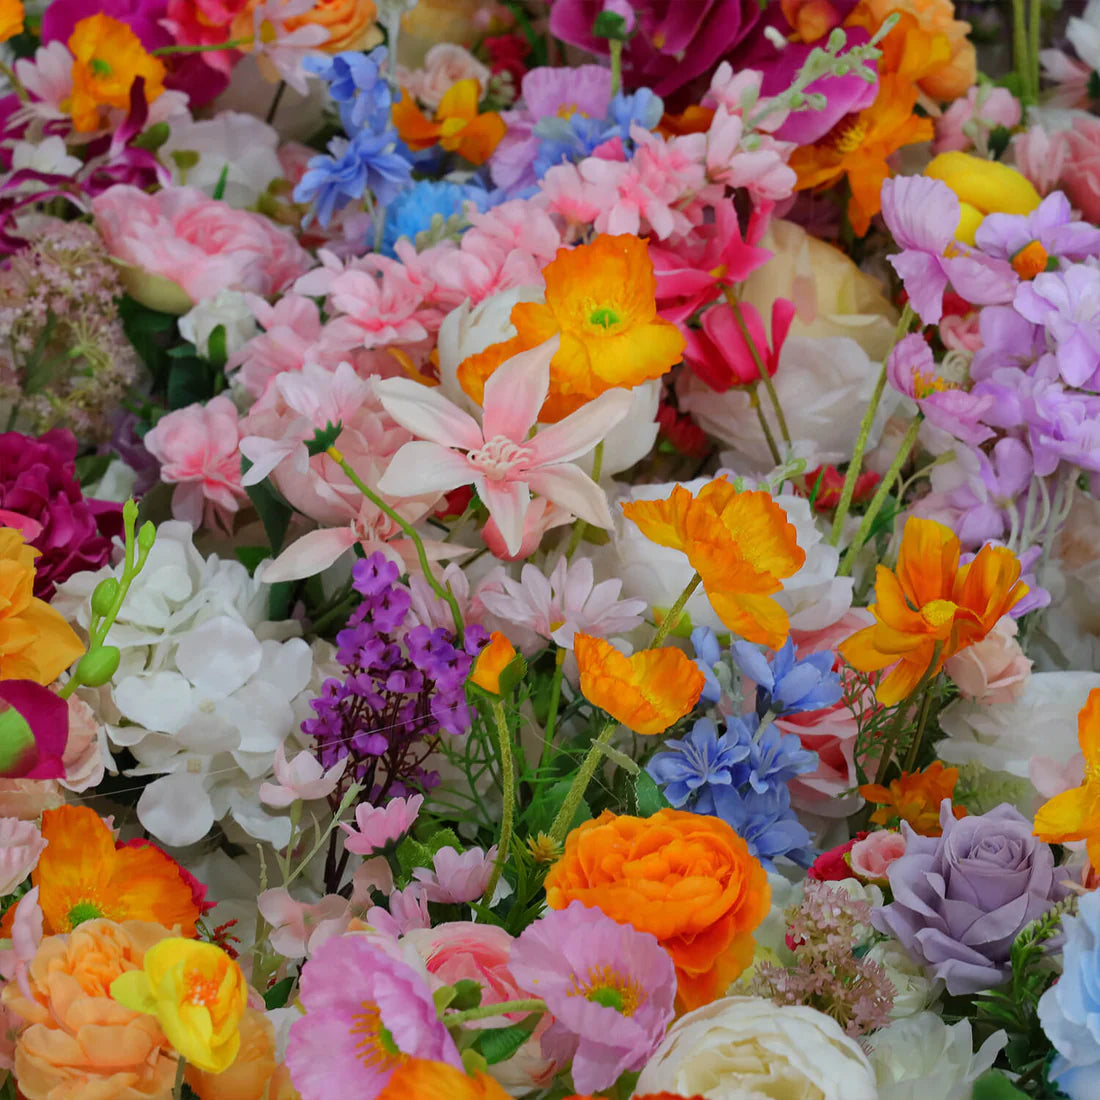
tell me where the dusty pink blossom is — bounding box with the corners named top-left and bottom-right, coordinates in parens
top-left (849, 831), bottom-right (907, 883)
top-left (260, 745), bottom-right (347, 807)
top-left (0, 820), bottom-right (46, 897)
top-left (398, 44), bottom-right (491, 110)
top-left (257, 888), bottom-right (351, 958)
top-left (227, 293), bottom-right (327, 399)
top-left (413, 845), bottom-right (497, 904)
top-left (0, 886), bottom-right (43, 1000)
top-left (1058, 116), bottom-right (1100, 221)
top-left (367, 883), bottom-right (432, 937)
top-left (60, 696), bottom-right (106, 794)
top-left (934, 85), bottom-right (1022, 155)
top-left (0, 782), bottom-right (63, 821)
top-left (1011, 125), bottom-right (1069, 196)
top-left (705, 106), bottom-right (796, 202)
top-left (342, 794), bottom-right (424, 855)
top-left (944, 614), bottom-right (1032, 705)
top-left (939, 311), bottom-right (983, 353)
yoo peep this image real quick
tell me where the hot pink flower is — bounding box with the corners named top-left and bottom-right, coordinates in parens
top-left (849, 831), bottom-right (907, 883)
top-left (341, 794), bottom-right (424, 856)
top-left (682, 297), bottom-right (795, 392)
top-left (257, 888), bottom-right (352, 958)
top-left (143, 396), bottom-right (248, 533)
top-left (227, 293), bottom-right (326, 399)
top-left (412, 845), bottom-right (496, 904)
top-left (91, 184), bottom-right (311, 309)
top-left (162, 0), bottom-right (249, 77)
top-left (375, 339), bottom-right (632, 557)
top-left (260, 745), bottom-right (347, 807)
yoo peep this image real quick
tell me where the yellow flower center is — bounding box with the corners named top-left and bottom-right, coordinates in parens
top-left (186, 972), bottom-right (222, 1008)
top-left (1011, 240), bottom-right (1050, 280)
top-left (823, 115), bottom-right (869, 155)
top-left (568, 964), bottom-right (646, 1016)
top-left (258, 18), bottom-right (277, 45)
top-left (556, 103), bottom-right (585, 119)
top-left (912, 369), bottom-right (956, 400)
top-left (920, 599), bottom-right (958, 628)
top-left (708, 263), bottom-right (728, 279)
top-left (351, 1002), bottom-right (406, 1070)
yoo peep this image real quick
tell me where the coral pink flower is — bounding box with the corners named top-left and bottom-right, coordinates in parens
top-left (849, 831), bottom-right (907, 882)
top-left (341, 794), bottom-right (424, 856)
top-left (375, 339), bottom-right (632, 557)
top-left (481, 499), bottom-right (573, 562)
top-left (257, 888), bottom-right (352, 959)
top-left (227, 293), bottom-right (326, 399)
top-left (259, 745), bottom-right (347, 807)
top-left (682, 298), bottom-right (795, 392)
top-left (943, 613), bottom-right (1031, 706)
top-left (143, 396), bottom-right (248, 534)
top-left (412, 846), bottom-right (496, 904)
top-left (162, 0), bottom-right (249, 77)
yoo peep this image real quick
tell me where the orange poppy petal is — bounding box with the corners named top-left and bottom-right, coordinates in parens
top-left (392, 87), bottom-right (442, 150)
top-left (1079, 688), bottom-right (1100, 761)
top-left (713, 490), bottom-right (805, 581)
top-left (953, 543), bottom-right (1026, 628)
top-left (1034, 784), bottom-right (1095, 844)
top-left (452, 112), bottom-right (506, 164)
top-left (707, 590), bottom-right (791, 649)
top-left (621, 485), bottom-right (694, 553)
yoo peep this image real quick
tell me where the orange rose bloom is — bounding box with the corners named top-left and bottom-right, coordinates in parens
top-left (621, 481), bottom-right (805, 648)
top-left (378, 1058), bottom-right (510, 1100)
top-left (545, 808), bottom-right (770, 1010)
top-left (286, 0), bottom-right (381, 52)
top-left (0, 0), bottom-right (24, 43)
top-left (839, 517), bottom-right (1027, 706)
top-left (574, 633), bottom-right (704, 736)
top-left (860, 761), bottom-right (967, 835)
top-left (0, 528), bottom-right (84, 685)
top-left (459, 235), bottom-right (685, 422)
top-left (393, 78), bottom-right (505, 165)
top-left (186, 1007), bottom-right (278, 1100)
top-left (2, 919), bottom-right (176, 1100)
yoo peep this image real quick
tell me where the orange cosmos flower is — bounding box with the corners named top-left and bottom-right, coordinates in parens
top-left (1034, 687), bottom-right (1100, 872)
top-left (0, 0), bottom-right (24, 43)
top-left (575, 633), bottom-right (704, 736)
top-left (839, 517), bottom-right (1027, 706)
top-left (860, 761), bottom-right (967, 835)
top-left (393, 78), bottom-right (505, 165)
top-left (469, 631), bottom-right (517, 694)
top-left (458, 235), bottom-right (685, 422)
top-left (377, 1059), bottom-right (510, 1100)
top-left (621, 481), bottom-right (805, 648)
top-left (19, 805), bottom-right (203, 936)
top-left (68, 13), bottom-right (167, 133)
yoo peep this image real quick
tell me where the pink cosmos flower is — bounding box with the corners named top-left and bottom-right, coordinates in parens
top-left (934, 85), bottom-right (1022, 155)
top-left (257, 888), bottom-right (352, 959)
top-left (412, 845), bottom-right (497, 904)
top-left (375, 338), bottom-right (632, 557)
top-left (682, 297), bottom-right (795, 392)
top-left (143, 395), bottom-right (248, 534)
top-left (0, 819), bottom-right (47, 896)
top-left (849, 831), bottom-right (907, 882)
top-left (509, 901), bottom-right (677, 1093)
top-left (341, 794), bottom-right (424, 856)
top-left (880, 175), bottom-right (1017, 325)
top-left (227, 293), bottom-right (326, 399)
top-left (287, 935), bottom-right (462, 1100)
top-left (259, 745), bottom-right (347, 807)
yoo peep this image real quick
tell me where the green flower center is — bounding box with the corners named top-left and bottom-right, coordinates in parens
top-left (589, 307), bottom-right (620, 329)
top-left (67, 901), bottom-right (104, 928)
top-left (90, 58), bottom-right (113, 78)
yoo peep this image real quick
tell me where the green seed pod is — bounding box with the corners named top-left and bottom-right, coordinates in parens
top-left (75, 646), bottom-right (121, 687)
top-left (90, 578), bottom-right (120, 618)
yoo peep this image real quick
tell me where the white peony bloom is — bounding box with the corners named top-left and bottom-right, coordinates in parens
top-left (865, 1013), bottom-right (1005, 1100)
top-left (864, 941), bottom-right (943, 1019)
top-left (634, 995), bottom-right (878, 1100)
top-left (179, 289), bottom-right (259, 360)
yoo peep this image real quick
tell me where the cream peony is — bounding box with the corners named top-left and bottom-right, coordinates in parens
top-left (633, 995), bottom-right (877, 1100)
top-left (864, 940), bottom-right (942, 1019)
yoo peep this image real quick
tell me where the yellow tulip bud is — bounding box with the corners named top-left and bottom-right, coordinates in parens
top-left (925, 152), bottom-right (1041, 245)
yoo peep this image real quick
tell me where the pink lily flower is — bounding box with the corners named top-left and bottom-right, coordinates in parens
top-left (375, 338), bottom-right (633, 557)
top-left (259, 745), bottom-right (347, 807)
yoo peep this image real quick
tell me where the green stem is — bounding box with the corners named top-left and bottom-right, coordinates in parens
top-left (564, 440), bottom-right (604, 558)
top-left (723, 288), bottom-right (791, 448)
top-left (445, 998), bottom-right (545, 1026)
top-left (902, 682), bottom-right (936, 774)
top-left (609, 40), bottom-right (623, 96)
top-left (838, 413), bottom-right (922, 577)
top-left (1012, 0), bottom-right (1028, 96)
top-left (153, 36), bottom-right (253, 55)
top-left (828, 303), bottom-right (913, 547)
top-left (0, 61), bottom-right (27, 103)
top-left (539, 648), bottom-right (567, 774)
top-left (1028, 0), bottom-right (1042, 103)
top-left (871, 642), bottom-right (943, 785)
top-left (650, 573), bottom-right (702, 648)
top-left (172, 1056), bottom-right (187, 1100)
top-left (750, 386), bottom-right (782, 468)
top-left (265, 80), bottom-right (287, 126)
top-left (285, 782), bottom-right (362, 887)
top-left (327, 446), bottom-right (464, 640)
top-left (549, 721), bottom-right (616, 844)
top-left (481, 701), bottom-right (515, 906)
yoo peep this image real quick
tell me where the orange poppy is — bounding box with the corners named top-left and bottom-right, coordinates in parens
top-left (839, 517), bottom-right (1027, 706)
top-left (377, 1059), bottom-right (509, 1100)
top-left (860, 761), bottom-right (967, 835)
top-left (458, 235), bottom-right (685, 422)
top-left (392, 78), bottom-right (505, 165)
top-left (0, 0), bottom-right (23, 43)
top-left (621, 481), bottom-right (805, 648)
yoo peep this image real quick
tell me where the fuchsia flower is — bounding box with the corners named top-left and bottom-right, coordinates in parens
top-left (341, 794), bottom-right (424, 855)
top-left (509, 901), bottom-right (677, 1093)
top-left (682, 297), bottom-right (795, 392)
top-left (376, 338), bottom-right (632, 557)
top-left (259, 745), bottom-right (347, 807)
top-left (287, 935), bottom-right (462, 1100)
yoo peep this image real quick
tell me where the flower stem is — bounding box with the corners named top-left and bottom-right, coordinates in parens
top-left (723, 287), bottom-right (791, 449)
top-left (1028, 0), bottom-right (1042, 103)
top-left (172, 1056), bottom-right (187, 1100)
top-left (539, 647), bottom-right (567, 774)
top-left (609, 40), bottom-right (623, 96)
top-left (1012, 0), bottom-right (1028, 93)
top-left (871, 642), bottom-right (943, 785)
top-left (481, 700), bottom-right (515, 907)
top-left (749, 386), bottom-right (783, 467)
top-left (549, 721), bottom-right (616, 844)
top-left (650, 573), bottom-right (702, 648)
top-left (326, 445), bottom-right (464, 640)
top-left (828, 303), bottom-right (913, 546)
top-left (265, 80), bottom-right (287, 125)
top-left (564, 441), bottom-right (604, 558)
top-left (153, 36), bottom-right (253, 55)
top-left (445, 998), bottom-right (545, 1026)
top-left (837, 413), bottom-right (922, 577)
top-left (285, 781), bottom-right (362, 887)
top-left (902, 681), bottom-right (936, 774)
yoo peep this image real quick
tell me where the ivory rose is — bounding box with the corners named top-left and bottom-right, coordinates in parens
top-left (399, 44), bottom-right (490, 110)
top-left (944, 613), bottom-right (1032, 705)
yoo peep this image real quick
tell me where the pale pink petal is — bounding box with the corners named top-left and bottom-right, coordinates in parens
top-left (525, 464), bottom-right (614, 529)
top-left (480, 478), bottom-right (531, 557)
top-left (240, 435), bottom-right (301, 485)
top-left (374, 377), bottom-right (484, 451)
top-left (530, 387), bottom-right (633, 465)
top-left (880, 175), bottom-right (958, 253)
top-left (481, 337), bottom-right (558, 441)
top-left (259, 526), bottom-right (358, 583)
top-left (376, 441), bottom-right (475, 496)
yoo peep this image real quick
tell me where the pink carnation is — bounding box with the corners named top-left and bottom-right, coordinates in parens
top-left (1059, 115), bottom-right (1100, 222)
top-left (227, 293), bottom-right (326, 399)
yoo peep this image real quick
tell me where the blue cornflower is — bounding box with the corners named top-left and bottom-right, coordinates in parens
top-left (690, 626), bottom-right (723, 704)
top-left (710, 785), bottom-right (815, 869)
top-left (306, 48), bottom-right (393, 134)
top-left (381, 179), bottom-right (496, 254)
top-left (731, 636), bottom-right (843, 718)
top-left (646, 717), bottom-right (750, 813)
top-left (608, 88), bottom-right (664, 139)
top-left (727, 713), bottom-right (818, 794)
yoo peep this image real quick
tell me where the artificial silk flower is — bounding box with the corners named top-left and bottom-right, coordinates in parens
top-left (574, 633), bottom-right (705, 736)
top-left (67, 13), bottom-right (167, 133)
top-left (393, 78), bottom-right (506, 164)
top-left (0, 679), bottom-right (69, 780)
top-left (258, 744), bottom-right (347, 807)
top-left (341, 793), bottom-right (424, 855)
top-left (1033, 687), bottom-right (1100, 872)
top-left (469, 631), bottom-right (517, 694)
top-left (110, 938), bottom-right (248, 1074)
top-left (0, 0), bottom-right (23, 42)
top-left (924, 151), bottom-right (1041, 244)
top-left (860, 761), bottom-right (968, 836)
top-left (621, 481), bottom-right (805, 648)
top-left (458, 235), bottom-right (685, 422)
top-left (231, 0), bottom-right (332, 95)
top-left (839, 517), bottom-right (1028, 706)
top-left (376, 1059), bottom-right (511, 1100)
top-left (376, 338), bottom-right (632, 557)
top-left (681, 298), bottom-right (796, 393)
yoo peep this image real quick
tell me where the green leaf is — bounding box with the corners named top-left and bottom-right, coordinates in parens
top-left (395, 828), bottom-right (462, 877)
top-left (522, 777), bottom-right (590, 837)
top-left (263, 976), bottom-right (295, 1010)
top-left (306, 420), bottom-right (343, 457)
top-left (240, 457), bottom-right (292, 556)
top-left (74, 453), bottom-right (113, 490)
top-left (473, 1014), bottom-right (540, 1065)
top-left (166, 357), bottom-right (217, 409)
top-left (450, 979), bottom-right (482, 1011)
top-left (212, 163), bottom-right (231, 202)
top-left (118, 296), bottom-right (177, 385)
top-left (971, 1071), bottom-right (1029, 1100)
top-left (635, 771), bottom-right (671, 817)
top-left (235, 547), bottom-right (270, 575)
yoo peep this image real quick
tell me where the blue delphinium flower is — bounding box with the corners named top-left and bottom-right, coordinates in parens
top-left (725, 712), bottom-right (818, 794)
top-left (710, 785), bottom-right (815, 869)
top-left (690, 626), bottom-right (723, 705)
top-left (532, 114), bottom-right (618, 178)
top-left (731, 636), bottom-right (843, 718)
top-left (306, 48), bottom-right (393, 135)
top-left (381, 179), bottom-right (497, 255)
top-left (607, 88), bottom-right (664, 139)
top-left (646, 718), bottom-right (749, 813)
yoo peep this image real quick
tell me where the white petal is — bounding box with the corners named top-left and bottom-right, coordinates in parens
top-left (531, 387), bottom-right (633, 465)
top-left (374, 377), bottom-right (484, 450)
top-left (526, 464), bottom-right (614, 529)
top-left (176, 617), bottom-right (263, 699)
top-left (114, 671), bottom-right (195, 734)
top-left (259, 527), bottom-right (358, 584)
top-left (138, 773), bottom-right (216, 847)
top-left (377, 441), bottom-right (475, 496)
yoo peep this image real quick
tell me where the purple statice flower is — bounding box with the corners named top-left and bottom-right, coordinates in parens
top-left (975, 191), bottom-right (1100, 267)
top-left (731, 636), bottom-right (843, 718)
top-left (302, 552), bottom-right (487, 802)
top-left (1015, 264), bottom-right (1100, 389)
top-left (880, 175), bottom-right (1018, 325)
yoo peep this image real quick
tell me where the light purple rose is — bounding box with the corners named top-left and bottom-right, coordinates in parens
top-left (872, 800), bottom-right (1062, 996)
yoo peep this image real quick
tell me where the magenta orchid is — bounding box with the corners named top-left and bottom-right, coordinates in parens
top-left (375, 338), bottom-right (632, 557)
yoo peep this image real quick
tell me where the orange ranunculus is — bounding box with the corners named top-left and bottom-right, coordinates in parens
top-left (860, 761), bottom-right (967, 835)
top-left (458, 235), bottom-right (686, 422)
top-left (2, 919), bottom-right (177, 1100)
top-left (286, 0), bottom-right (381, 52)
top-left (574, 633), bottom-right (704, 736)
top-left (186, 1008), bottom-right (278, 1100)
top-left (0, 0), bottom-right (23, 42)
top-left (621, 481), bottom-right (805, 648)
top-left (377, 1058), bottom-right (510, 1100)
top-left (470, 631), bottom-right (517, 694)
top-left (21, 805), bottom-right (203, 937)
top-left (67, 13), bottom-right (167, 133)
top-left (0, 528), bottom-right (83, 685)
top-left (545, 808), bottom-right (770, 1010)
top-left (839, 517), bottom-right (1027, 707)
top-left (393, 78), bottom-right (505, 165)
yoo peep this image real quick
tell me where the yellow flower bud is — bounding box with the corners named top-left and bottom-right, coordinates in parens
top-left (925, 152), bottom-right (1041, 245)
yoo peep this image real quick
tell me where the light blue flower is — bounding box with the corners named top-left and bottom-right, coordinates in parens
top-left (646, 717), bottom-right (750, 813)
top-left (690, 626), bottom-right (723, 704)
top-left (306, 48), bottom-right (393, 135)
top-left (710, 784), bottom-right (815, 869)
top-left (608, 88), bottom-right (664, 138)
top-left (731, 636), bottom-right (843, 718)
top-left (381, 179), bottom-right (498, 255)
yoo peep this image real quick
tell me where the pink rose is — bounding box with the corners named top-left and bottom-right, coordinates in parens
top-left (92, 184), bottom-right (311, 312)
top-left (0, 818), bottom-right (46, 896)
top-left (944, 613), bottom-right (1031, 705)
top-left (939, 312), bottom-right (983, 353)
top-left (1011, 125), bottom-right (1069, 196)
top-left (849, 830), bottom-right (907, 883)
top-left (60, 696), bottom-right (106, 794)
top-left (143, 396), bottom-right (249, 534)
top-left (1060, 116), bottom-right (1100, 222)
top-left (398, 44), bottom-right (490, 110)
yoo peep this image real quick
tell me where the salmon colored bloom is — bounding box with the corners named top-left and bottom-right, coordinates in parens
top-left (544, 808), bottom-right (770, 1010)
top-left (469, 631), bottom-right (516, 694)
top-left (185, 1007), bottom-right (279, 1100)
top-left (377, 1059), bottom-right (510, 1100)
top-left (621, 481), bottom-right (805, 648)
top-left (21, 805), bottom-right (203, 937)
top-left (574, 633), bottom-right (704, 736)
top-left (67, 13), bottom-right (167, 133)
top-left (0, 0), bottom-right (24, 43)
top-left (839, 517), bottom-right (1027, 706)
top-left (860, 761), bottom-right (968, 836)
top-left (0, 528), bottom-right (83, 686)
top-left (1033, 687), bottom-right (1100, 872)
top-left (393, 78), bottom-right (506, 165)
top-left (111, 938), bottom-right (248, 1074)
top-left (286, 0), bottom-right (381, 53)
top-left (458, 235), bottom-right (685, 422)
